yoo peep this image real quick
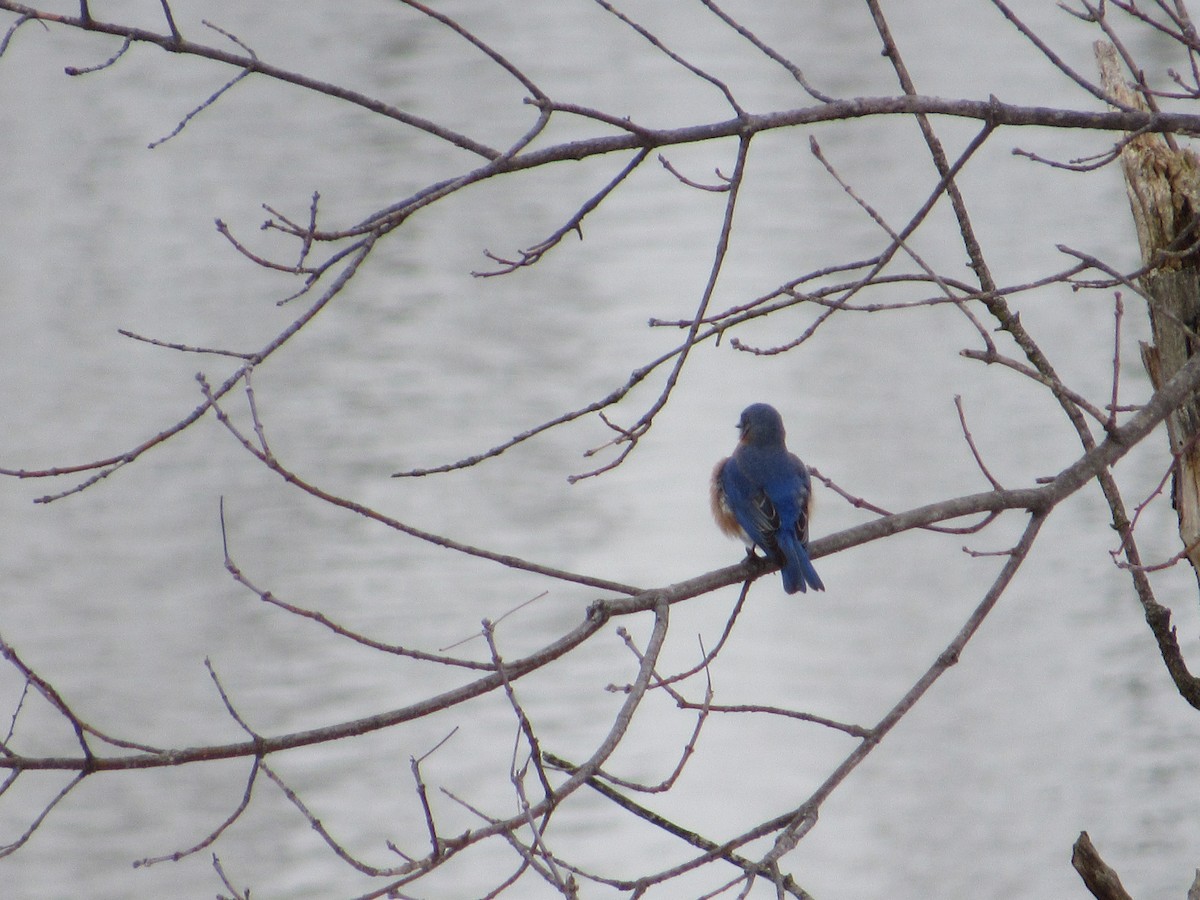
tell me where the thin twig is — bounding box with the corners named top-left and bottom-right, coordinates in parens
top-left (954, 395), bottom-right (1005, 489)
top-left (134, 758), bottom-right (261, 868)
top-left (148, 21), bottom-right (257, 148)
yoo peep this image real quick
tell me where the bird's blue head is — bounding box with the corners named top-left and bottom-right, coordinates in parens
top-left (737, 403), bottom-right (786, 446)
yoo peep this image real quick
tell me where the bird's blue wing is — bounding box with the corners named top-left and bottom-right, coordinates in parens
top-left (758, 455), bottom-right (824, 594)
top-left (773, 457), bottom-right (823, 593)
top-left (719, 455), bottom-right (775, 551)
top-left (788, 454), bottom-right (812, 544)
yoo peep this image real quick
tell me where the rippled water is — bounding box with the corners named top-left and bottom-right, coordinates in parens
top-left (2, 2), bottom-right (1200, 898)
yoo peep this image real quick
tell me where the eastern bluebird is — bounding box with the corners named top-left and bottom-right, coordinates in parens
top-left (711, 403), bottom-right (825, 594)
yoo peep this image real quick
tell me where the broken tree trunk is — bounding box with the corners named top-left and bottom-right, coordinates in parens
top-left (1071, 832), bottom-right (1133, 900)
top-left (1097, 41), bottom-right (1200, 588)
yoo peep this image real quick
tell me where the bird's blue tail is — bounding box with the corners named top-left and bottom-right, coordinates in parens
top-left (778, 531), bottom-right (825, 594)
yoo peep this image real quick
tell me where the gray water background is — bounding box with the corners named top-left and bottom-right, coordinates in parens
top-left (2, 1), bottom-right (1200, 897)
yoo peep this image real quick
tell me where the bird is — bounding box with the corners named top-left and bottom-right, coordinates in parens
top-left (710, 403), bottom-right (825, 594)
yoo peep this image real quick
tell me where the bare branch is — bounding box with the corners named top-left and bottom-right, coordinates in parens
top-left (134, 758), bottom-right (260, 868)
top-left (0, 774), bottom-right (88, 858)
top-left (990, 0), bottom-right (1132, 108)
top-left (954, 395), bottom-right (1005, 490)
top-left (0, 238), bottom-right (375, 499)
top-left (593, 0), bottom-right (745, 115)
top-left (569, 134), bottom-right (754, 482)
top-left (697, 0), bottom-right (833, 103)
top-left (475, 148), bottom-right (653, 276)
top-left (211, 855), bottom-right (250, 900)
